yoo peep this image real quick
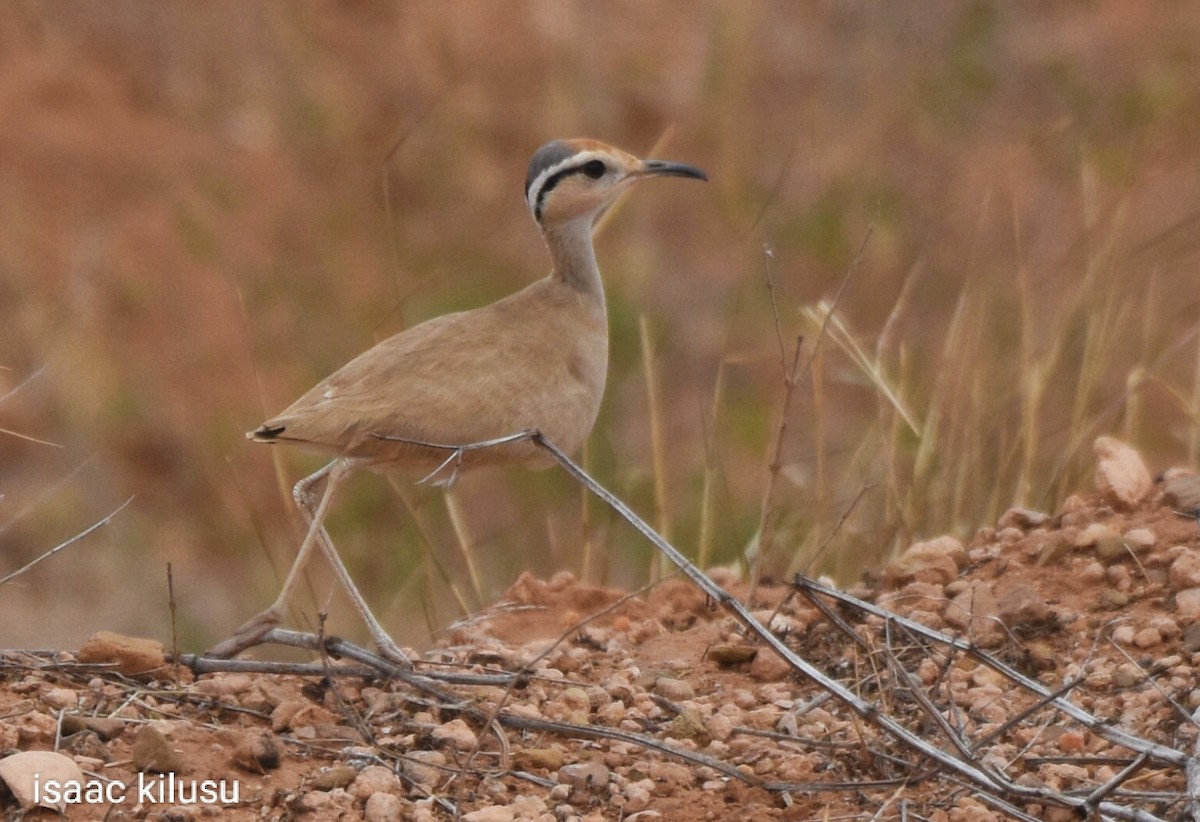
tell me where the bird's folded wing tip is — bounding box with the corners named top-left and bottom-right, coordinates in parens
top-left (247, 424), bottom-right (286, 442)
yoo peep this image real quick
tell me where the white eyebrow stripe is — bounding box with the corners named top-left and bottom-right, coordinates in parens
top-left (525, 150), bottom-right (611, 217)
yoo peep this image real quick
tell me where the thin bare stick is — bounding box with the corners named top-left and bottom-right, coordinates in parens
top-left (0, 363), bottom-right (48, 405)
top-left (801, 218), bottom-right (874, 379)
top-left (639, 313), bottom-right (672, 576)
top-left (167, 563), bottom-right (180, 686)
top-left (0, 457), bottom-right (96, 539)
top-left (0, 426), bottom-right (61, 447)
top-left (800, 481), bottom-right (874, 575)
top-left (749, 336), bottom-right (803, 594)
top-left (762, 245), bottom-right (788, 373)
top-left (751, 221), bottom-right (875, 590)
top-left (1, 496), bottom-right (134, 586)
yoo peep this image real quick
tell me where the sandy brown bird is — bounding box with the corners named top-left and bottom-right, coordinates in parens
top-left (208, 138), bottom-right (707, 662)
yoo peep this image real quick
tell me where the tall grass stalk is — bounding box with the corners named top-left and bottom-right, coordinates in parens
top-left (387, 477), bottom-right (472, 618)
top-left (443, 486), bottom-right (485, 607)
top-left (696, 362), bottom-right (725, 571)
top-left (639, 314), bottom-right (671, 580)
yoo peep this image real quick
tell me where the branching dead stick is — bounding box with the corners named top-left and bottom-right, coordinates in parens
top-left (187, 628), bottom-right (472, 706)
top-left (751, 223), bottom-right (874, 592)
top-left (750, 335), bottom-right (803, 594)
top-left (182, 656), bottom-right (380, 678)
top-left (971, 675), bottom-right (1087, 751)
top-left (1, 496), bottom-right (134, 585)
top-left (1078, 752), bottom-right (1151, 818)
top-left (879, 621), bottom-right (980, 765)
top-left (792, 575), bottom-right (1189, 769)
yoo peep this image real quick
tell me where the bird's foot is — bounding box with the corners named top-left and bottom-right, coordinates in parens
top-left (367, 631), bottom-right (414, 669)
top-left (204, 609), bottom-right (282, 659)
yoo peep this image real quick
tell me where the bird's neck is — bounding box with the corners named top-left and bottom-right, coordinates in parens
top-left (543, 217), bottom-right (604, 300)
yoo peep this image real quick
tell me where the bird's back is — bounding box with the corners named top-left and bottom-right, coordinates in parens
top-left (250, 276), bottom-right (608, 472)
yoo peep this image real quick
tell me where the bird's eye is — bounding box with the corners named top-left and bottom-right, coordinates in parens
top-left (581, 160), bottom-right (607, 179)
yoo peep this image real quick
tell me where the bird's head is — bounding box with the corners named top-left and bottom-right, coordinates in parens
top-left (525, 138), bottom-right (707, 227)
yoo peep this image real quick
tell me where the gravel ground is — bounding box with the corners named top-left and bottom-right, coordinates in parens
top-left (2, 440), bottom-right (1198, 821)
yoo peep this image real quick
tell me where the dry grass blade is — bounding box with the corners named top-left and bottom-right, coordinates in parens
top-left (443, 486), bottom-right (485, 608)
top-left (0, 426), bottom-right (61, 448)
top-left (800, 300), bottom-right (920, 437)
top-left (639, 313), bottom-right (672, 564)
top-left (0, 496), bottom-right (134, 586)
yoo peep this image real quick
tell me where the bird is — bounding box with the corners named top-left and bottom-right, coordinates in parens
top-left (207, 138), bottom-right (707, 663)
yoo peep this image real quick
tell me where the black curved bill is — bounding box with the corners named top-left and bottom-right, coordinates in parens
top-left (640, 159), bottom-right (709, 181)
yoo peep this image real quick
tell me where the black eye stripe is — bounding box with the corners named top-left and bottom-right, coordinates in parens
top-left (533, 159), bottom-right (607, 221)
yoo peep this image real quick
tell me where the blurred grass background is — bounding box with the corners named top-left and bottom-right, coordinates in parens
top-left (3, 1), bottom-right (1200, 652)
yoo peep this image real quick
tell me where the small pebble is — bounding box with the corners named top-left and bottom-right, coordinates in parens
top-left (654, 677), bottom-right (695, 701)
top-left (519, 748), bottom-right (564, 771)
top-left (433, 719), bottom-right (477, 750)
top-left (1074, 523), bottom-right (1117, 548)
top-left (401, 751), bottom-right (446, 787)
top-left (364, 792), bottom-right (403, 822)
top-left (1162, 472), bottom-right (1200, 510)
top-left (308, 765), bottom-right (358, 791)
top-left (1169, 551), bottom-right (1200, 591)
top-left (232, 732), bottom-right (280, 773)
top-left (558, 761), bottom-right (609, 792)
top-left (351, 765), bottom-right (401, 800)
top-left (132, 726), bottom-right (182, 774)
top-left (1176, 588), bottom-right (1200, 618)
top-left (1093, 436), bottom-right (1152, 509)
top-left (1132, 628), bottom-right (1163, 648)
top-left (884, 536), bottom-right (964, 588)
top-left (1112, 625), bottom-right (1136, 644)
top-left (42, 688), bottom-right (78, 710)
top-left (462, 805), bottom-right (514, 822)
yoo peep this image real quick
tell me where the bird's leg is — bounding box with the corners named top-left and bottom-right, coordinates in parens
top-left (209, 457), bottom-right (411, 665)
top-left (206, 460), bottom-right (344, 658)
top-left (296, 465), bottom-right (413, 667)
top-left (375, 429), bottom-right (541, 488)
top-left (418, 446), bottom-right (465, 487)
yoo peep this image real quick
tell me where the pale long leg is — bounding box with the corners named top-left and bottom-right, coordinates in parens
top-left (289, 460), bottom-right (412, 665)
top-left (207, 458), bottom-right (409, 664)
